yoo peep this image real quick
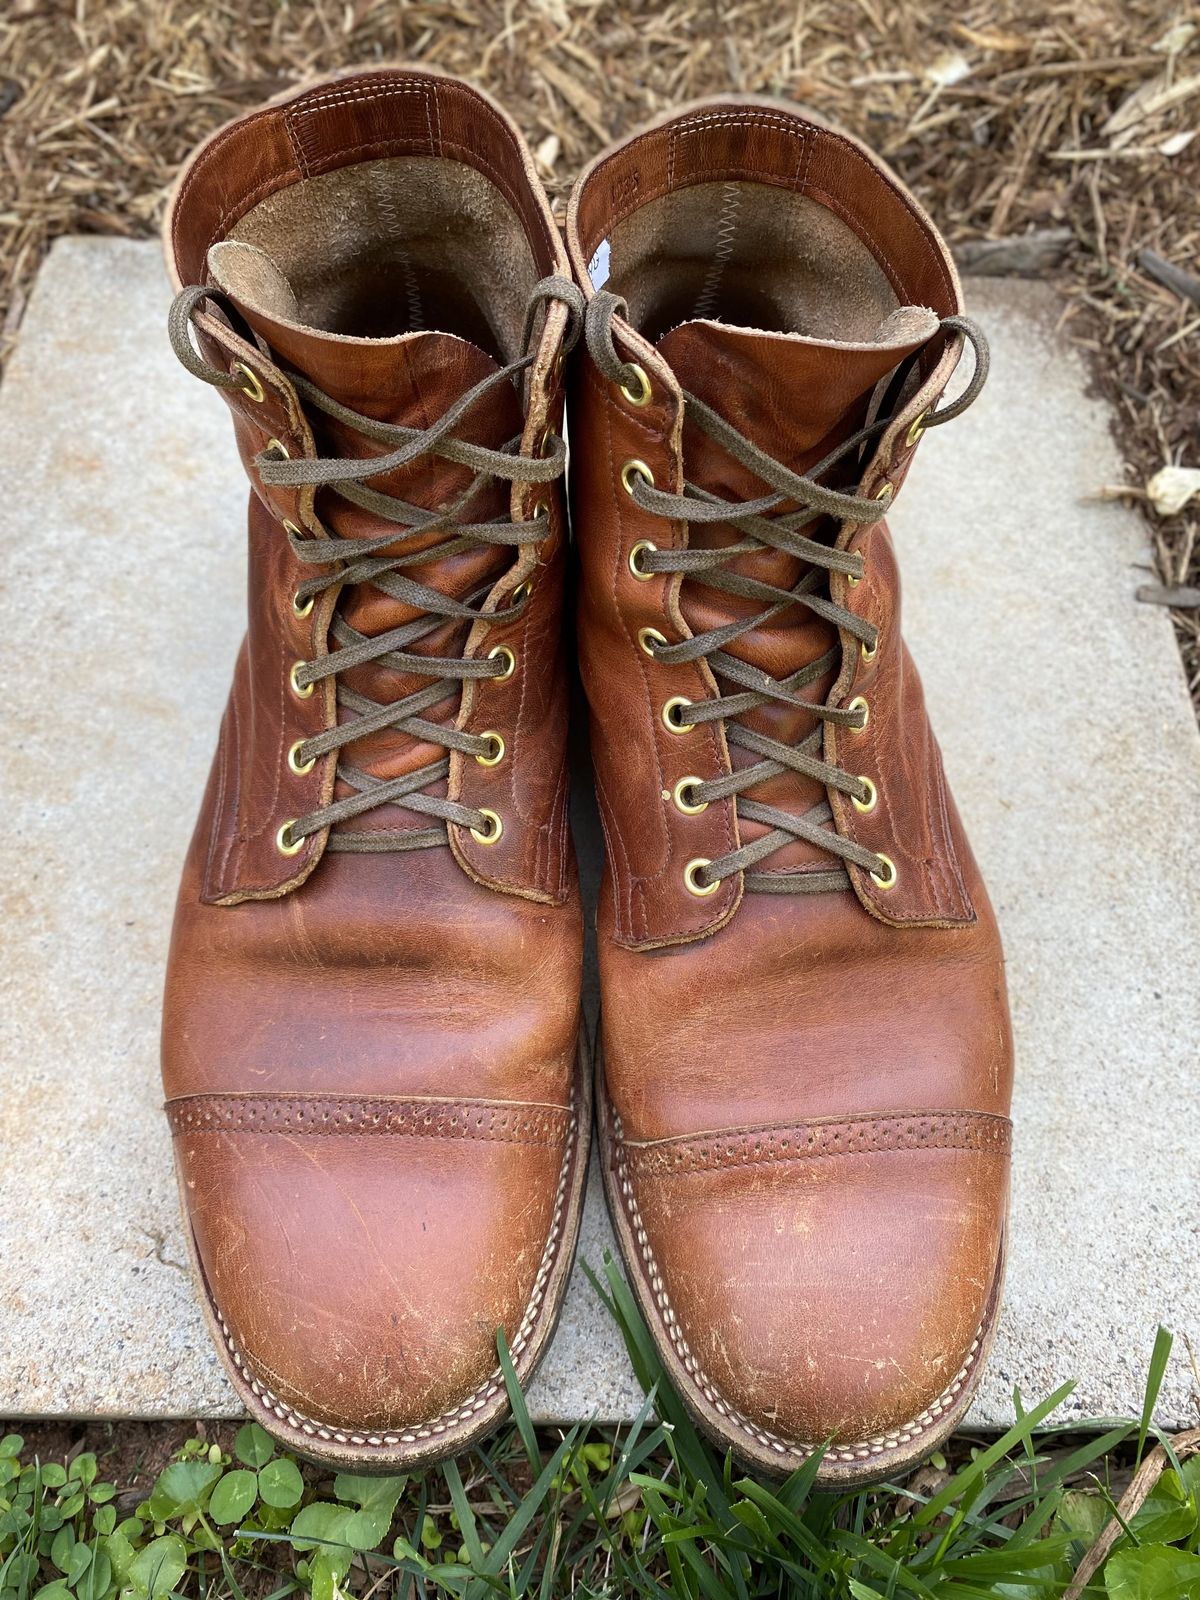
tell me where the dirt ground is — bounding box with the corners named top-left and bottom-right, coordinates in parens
top-left (1, 0), bottom-right (1197, 701)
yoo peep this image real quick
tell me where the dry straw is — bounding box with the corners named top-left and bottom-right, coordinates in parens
top-left (1, 0), bottom-right (1196, 700)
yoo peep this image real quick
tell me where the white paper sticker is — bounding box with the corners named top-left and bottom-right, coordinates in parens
top-left (588, 239), bottom-right (611, 289)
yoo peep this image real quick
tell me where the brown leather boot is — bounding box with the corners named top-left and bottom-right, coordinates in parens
top-left (160, 68), bottom-right (588, 1467)
top-left (566, 100), bottom-right (1013, 1484)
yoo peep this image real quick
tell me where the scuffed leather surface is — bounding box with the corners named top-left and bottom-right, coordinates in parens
top-left (175, 1107), bottom-right (565, 1431)
top-left (597, 879), bottom-right (1011, 1142)
top-left (163, 846), bottom-right (581, 1105)
top-left (163, 769), bottom-right (583, 1430)
top-left (621, 1124), bottom-right (1008, 1444)
top-left (199, 486), bottom-right (332, 904)
top-left (161, 68), bottom-right (583, 1441)
top-left (829, 521), bottom-right (975, 925)
top-left (569, 342), bottom-right (743, 946)
top-left (567, 97), bottom-right (1014, 1456)
top-left (167, 68), bottom-right (575, 904)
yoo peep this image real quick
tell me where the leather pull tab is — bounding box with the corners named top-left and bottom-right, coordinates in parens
top-left (284, 74), bottom-right (440, 177)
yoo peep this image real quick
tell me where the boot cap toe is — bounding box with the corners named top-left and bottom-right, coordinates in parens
top-left (170, 1093), bottom-right (575, 1440)
top-left (618, 1111), bottom-right (1010, 1457)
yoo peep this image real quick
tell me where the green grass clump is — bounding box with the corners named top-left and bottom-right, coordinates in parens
top-left (1, 1267), bottom-right (1196, 1598)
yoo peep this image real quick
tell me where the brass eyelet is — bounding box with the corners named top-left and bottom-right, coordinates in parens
top-left (875, 481), bottom-right (893, 504)
top-left (512, 577), bottom-right (533, 606)
top-left (847, 695), bottom-right (869, 732)
top-left (289, 660), bottom-right (314, 699)
top-left (475, 731), bottom-right (505, 767)
top-left (488, 644), bottom-right (516, 681)
top-left (275, 820), bottom-right (305, 857)
top-left (233, 363), bottom-right (265, 403)
top-left (292, 590), bottom-right (314, 620)
top-left (870, 853), bottom-right (898, 890)
top-left (852, 776), bottom-right (878, 815)
top-left (541, 429), bottom-right (558, 459)
top-left (662, 696), bottom-right (695, 735)
top-left (531, 496), bottom-right (550, 525)
top-left (265, 438), bottom-right (291, 460)
top-left (628, 540), bottom-right (657, 580)
top-left (673, 776), bottom-right (708, 815)
top-left (638, 626), bottom-right (667, 657)
top-left (470, 808), bottom-right (503, 845)
top-left (860, 635), bottom-right (878, 664)
top-left (619, 363), bottom-right (653, 407)
top-left (906, 410), bottom-right (929, 448)
top-left (684, 858), bottom-right (719, 897)
top-left (847, 560), bottom-right (865, 589)
top-left (282, 519), bottom-right (303, 540)
top-left (621, 458), bottom-right (655, 497)
top-left (287, 740), bottom-right (316, 776)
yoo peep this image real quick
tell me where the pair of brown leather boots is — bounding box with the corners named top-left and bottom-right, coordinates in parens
top-left (161, 66), bottom-right (1012, 1485)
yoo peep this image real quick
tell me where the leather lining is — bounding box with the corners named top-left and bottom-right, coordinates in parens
top-left (607, 180), bottom-right (900, 346)
top-left (222, 157), bottom-right (539, 361)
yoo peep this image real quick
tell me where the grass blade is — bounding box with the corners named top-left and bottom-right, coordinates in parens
top-left (1136, 1325), bottom-right (1173, 1464)
top-left (496, 1329), bottom-right (542, 1476)
top-left (443, 1457), bottom-right (485, 1572)
top-left (914, 1381), bottom-right (1076, 1528)
top-left (475, 1429), bottom-right (580, 1581)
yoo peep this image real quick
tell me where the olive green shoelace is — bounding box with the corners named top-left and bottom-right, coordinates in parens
top-left (169, 275), bottom-right (584, 853)
top-left (584, 290), bottom-right (989, 894)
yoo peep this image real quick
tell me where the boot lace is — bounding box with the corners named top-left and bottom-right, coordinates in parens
top-left (169, 275), bottom-right (584, 853)
top-left (584, 289), bottom-right (988, 894)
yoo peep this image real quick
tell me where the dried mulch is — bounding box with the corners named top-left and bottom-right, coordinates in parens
top-left (1, 0), bottom-right (1197, 703)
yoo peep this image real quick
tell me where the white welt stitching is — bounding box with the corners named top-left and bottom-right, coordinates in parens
top-left (612, 1111), bottom-right (984, 1463)
top-left (212, 1109), bottom-right (576, 1451)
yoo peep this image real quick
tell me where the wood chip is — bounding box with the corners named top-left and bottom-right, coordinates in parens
top-left (1138, 583), bottom-right (1200, 607)
top-left (1137, 247), bottom-right (1200, 306)
top-left (955, 228), bottom-right (1074, 276)
top-left (534, 56), bottom-right (609, 146)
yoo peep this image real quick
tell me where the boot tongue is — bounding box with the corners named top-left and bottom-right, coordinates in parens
top-left (656, 310), bottom-right (937, 869)
top-left (208, 240), bottom-right (524, 832)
